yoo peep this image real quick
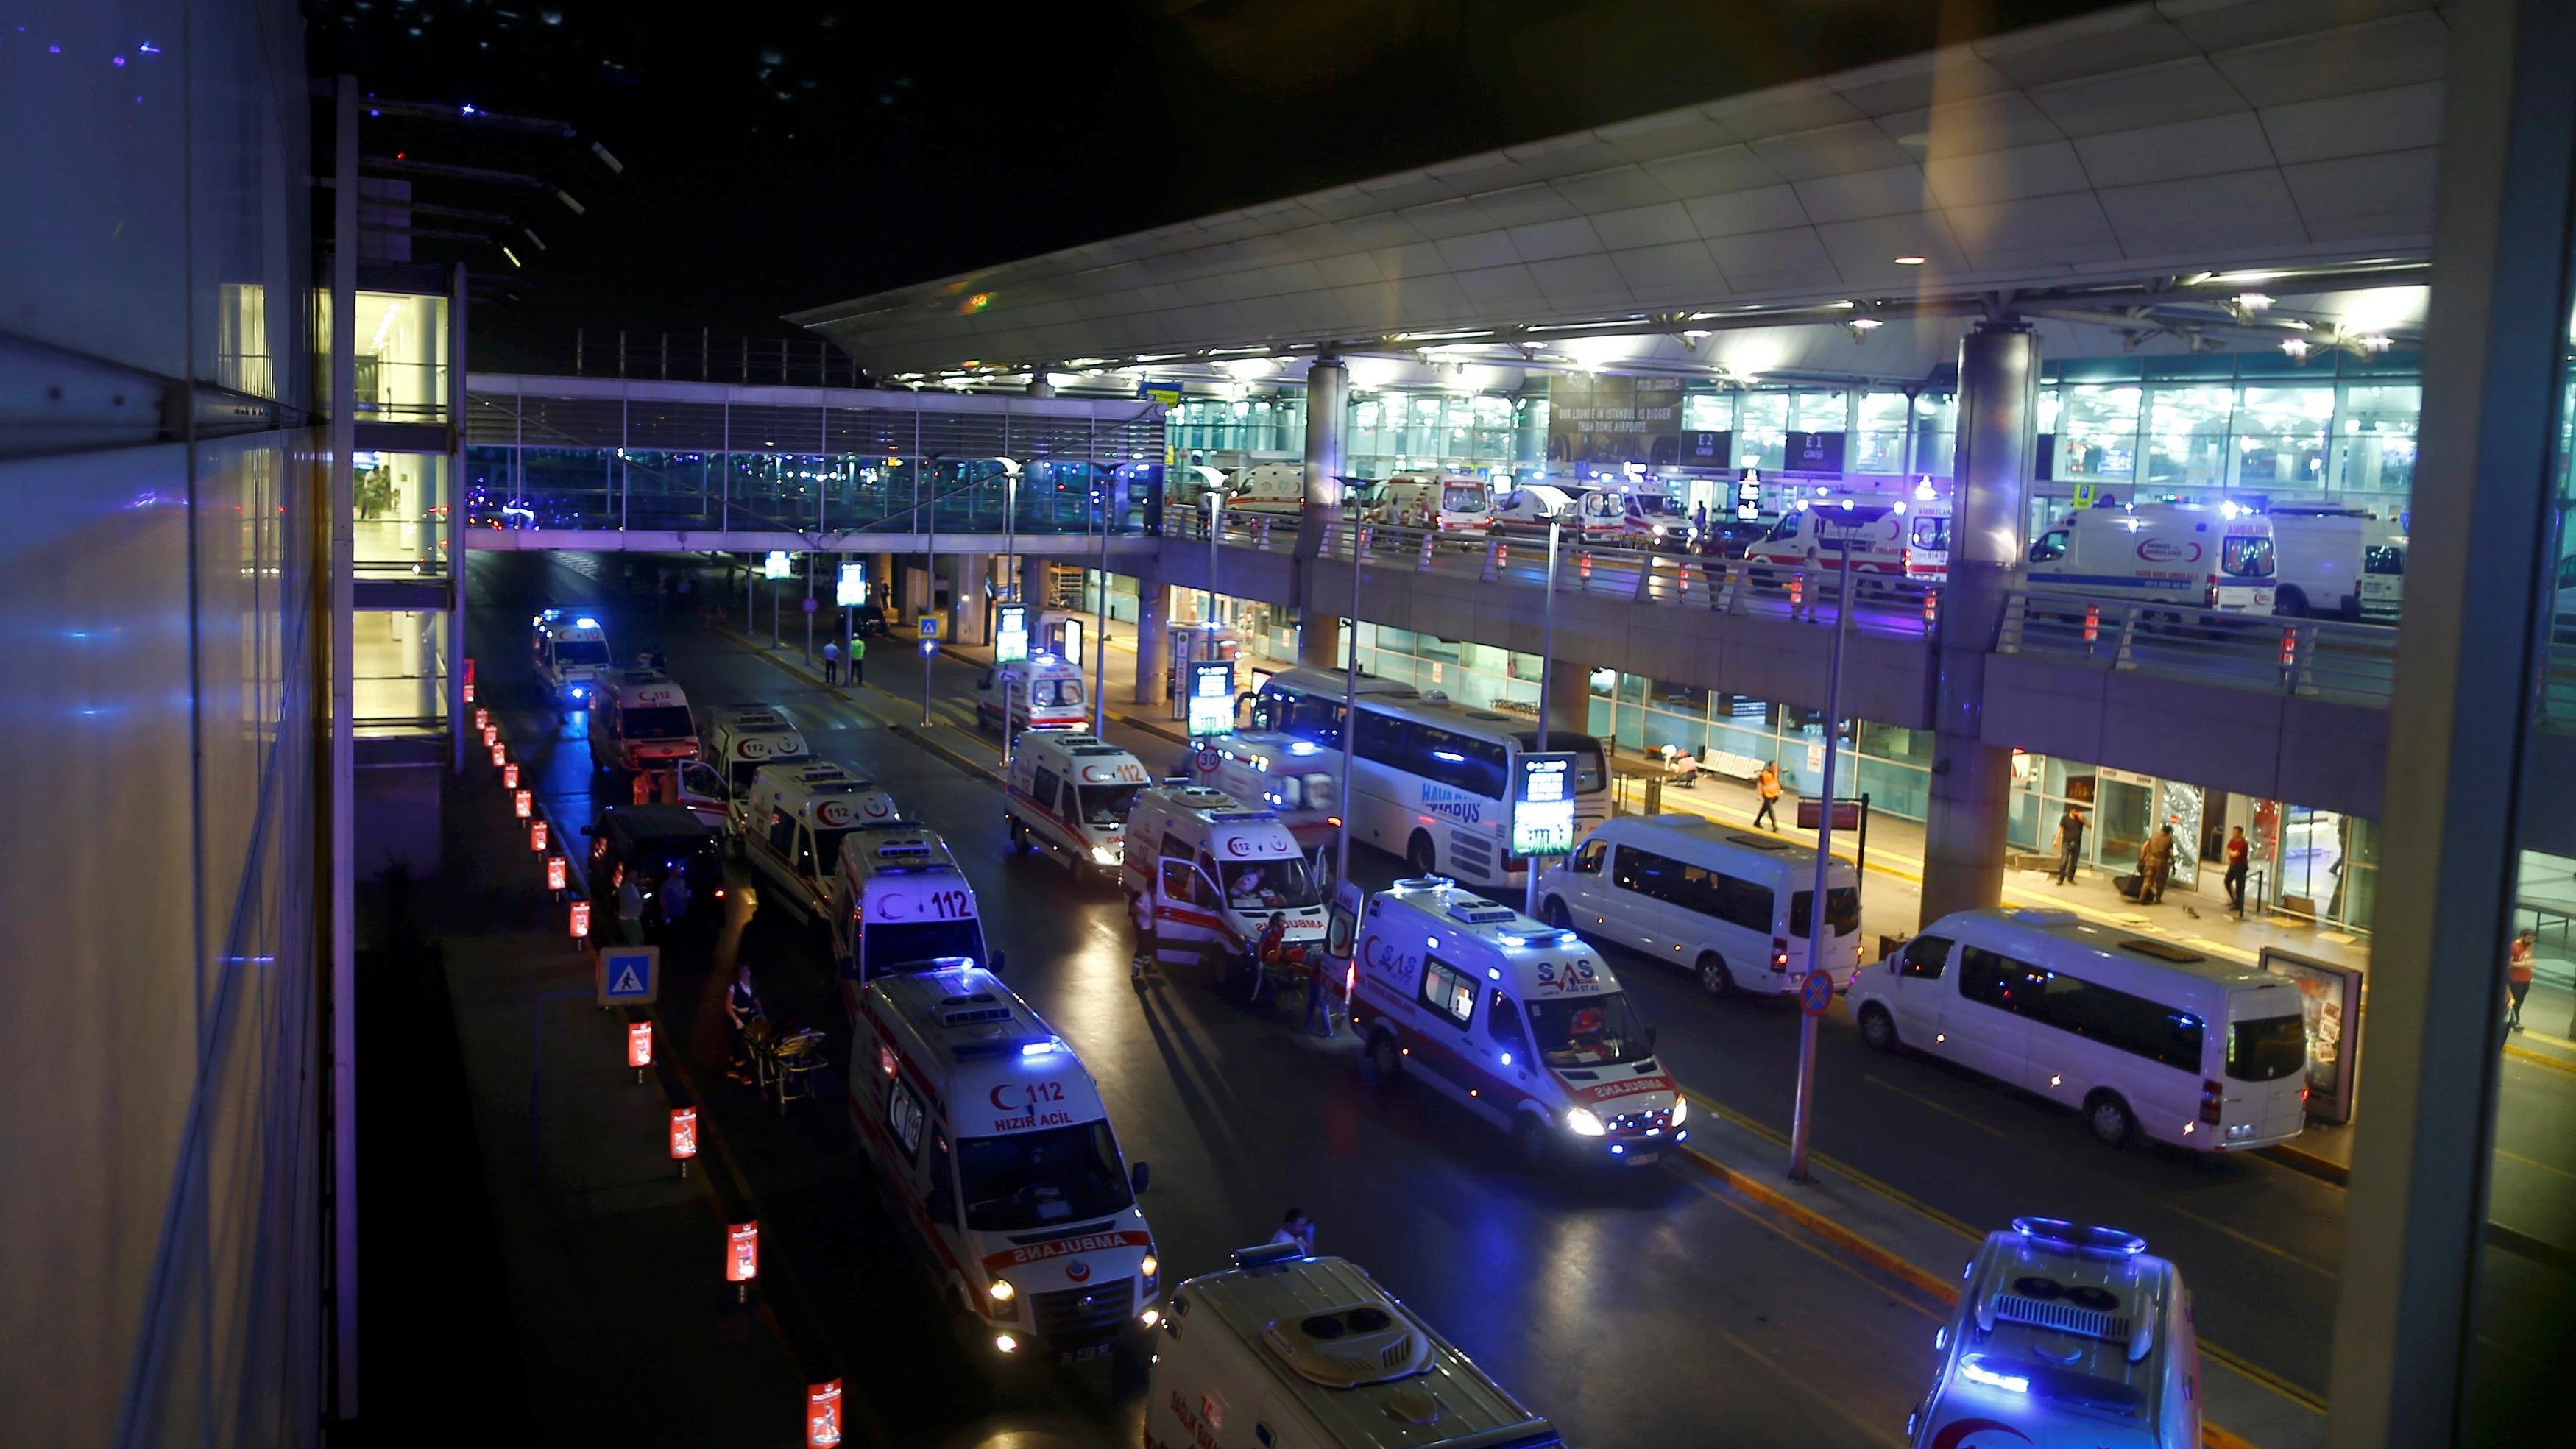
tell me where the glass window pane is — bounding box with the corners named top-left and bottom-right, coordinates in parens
top-left (2058, 384), bottom-right (2140, 481)
top-left (1740, 393), bottom-right (1788, 470)
top-left (2235, 385), bottom-right (2335, 497)
top-left (2144, 384), bottom-right (2235, 490)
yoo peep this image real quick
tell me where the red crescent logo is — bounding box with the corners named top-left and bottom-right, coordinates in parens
top-left (1065, 1259), bottom-right (1091, 1282)
top-left (1931, 1418), bottom-right (2032, 1449)
top-left (989, 1085), bottom-right (1017, 1110)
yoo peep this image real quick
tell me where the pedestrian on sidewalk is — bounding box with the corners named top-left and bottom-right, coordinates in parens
top-left (821, 640), bottom-right (841, 686)
top-left (2137, 824), bottom-right (2176, 904)
top-left (1270, 1208), bottom-right (1317, 1257)
top-left (725, 961), bottom-right (765, 1083)
top-left (849, 634), bottom-right (866, 686)
top-left (2223, 826), bottom-right (2250, 915)
top-left (1753, 762), bottom-right (1783, 831)
top-left (2053, 806), bottom-right (2087, 885)
top-left (2508, 929), bottom-right (2536, 1032)
top-left (676, 570), bottom-right (693, 614)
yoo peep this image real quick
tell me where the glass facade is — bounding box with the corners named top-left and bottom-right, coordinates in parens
top-left (315, 289), bottom-right (450, 422)
top-left (353, 450), bottom-right (449, 576)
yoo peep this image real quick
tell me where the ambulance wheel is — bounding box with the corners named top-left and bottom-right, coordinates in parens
top-left (1858, 1004), bottom-right (1900, 1053)
top-left (1406, 831), bottom-right (1437, 879)
top-left (1512, 1113), bottom-right (1554, 1171)
top-left (2274, 586), bottom-right (2310, 618)
top-left (1007, 815), bottom-right (1030, 853)
top-left (1365, 1030), bottom-right (1403, 1087)
top-left (2086, 1091), bottom-right (2137, 1148)
top-left (1542, 897), bottom-right (1574, 930)
top-left (1696, 952), bottom-right (1738, 998)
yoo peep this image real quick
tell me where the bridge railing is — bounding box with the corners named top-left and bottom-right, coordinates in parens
top-left (460, 451), bottom-right (1154, 539)
top-left (1996, 589), bottom-right (2399, 706)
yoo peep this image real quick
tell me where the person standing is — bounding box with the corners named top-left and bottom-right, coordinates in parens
top-left (1752, 762), bottom-right (1783, 831)
top-left (2053, 807), bottom-right (2087, 885)
top-left (2508, 929), bottom-right (2536, 1032)
top-left (820, 639), bottom-right (841, 686)
top-left (2223, 826), bottom-right (2251, 916)
top-left (2137, 824), bottom-right (2176, 905)
top-left (725, 962), bottom-right (765, 1083)
top-left (848, 632), bottom-right (866, 686)
top-left (1270, 1208), bottom-right (1317, 1257)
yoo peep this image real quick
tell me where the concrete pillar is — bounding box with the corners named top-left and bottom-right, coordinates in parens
top-left (1026, 366), bottom-right (1056, 399)
top-left (1298, 613), bottom-right (1342, 670)
top-left (1019, 554), bottom-right (1049, 609)
top-left (1544, 662), bottom-right (1591, 737)
top-left (1515, 384), bottom-right (1548, 466)
top-left (952, 554), bottom-right (990, 645)
top-left (1920, 322), bottom-right (2039, 927)
top-left (1131, 576), bottom-right (1170, 706)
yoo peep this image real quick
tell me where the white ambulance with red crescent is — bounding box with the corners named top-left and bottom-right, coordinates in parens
top-left (739, 762), bottom-right (902, 924)
top-left (827, 822), bottom-right (993, 999)
top-left (1347, 876), bottom-right (1687, 1170)
top-left (846, 964), bottom-right (1161, 1366)
top-left (975, 654), bottom-right (1091, 736)
top-left (1003, 732), bottom-right (1149, 881)
top-left (1122, 785), bottom-right (1330, 996)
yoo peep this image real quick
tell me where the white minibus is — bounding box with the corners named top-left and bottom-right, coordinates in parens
top-left (1535, 814), bottom-right (1864, 997)
top-left (1847, 907), bottom-right (2310, 1150)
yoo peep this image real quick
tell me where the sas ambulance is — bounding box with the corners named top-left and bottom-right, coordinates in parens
top-left (848, 965), bottom-right (1160, 1365)
top-left (976, 655), bottom-right (1090, 736)
top-left (1182, 730), bottom-right (1342, 860)
top-left (1123, 785), bottom-right (1330, 994)
top-left (588, 667), bottom-right (701, 778)
top-left (1146, 1245), bottom-right (1563, 1449)
top-left (1345, 876), bottom-right (1685, 1169)
top-left (739, 762), bottom-right (902, 924)
top-left (2027, 502), bottom-right (2277, 613)
top-left (1003, 731), bottom-right (1148, 880)
top-left (530, 609), bottom-right (612, 705)
top-left (828, 822), bottom-right (992, 992)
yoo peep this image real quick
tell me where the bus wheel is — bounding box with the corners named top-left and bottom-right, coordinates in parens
top-left (1365, 1030), bottom-right (1403, 1088)
top-left (1512, 1113), bottom-right (1553, 1170)
top-left (1406, 831), bottom-right (1437, 878)
top-left (1858, 1004), bottom-right (1900, 1053)
top-left (1696, 952), bottom-right (1736, 998)
top-left (2086, 1091), bottom-right (2137, 1148)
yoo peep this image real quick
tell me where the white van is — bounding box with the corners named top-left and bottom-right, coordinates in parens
top-left (739, 762), bottom-right (902, 923)
top-left (588, 667), bottom-right (701, 778)
top-left (700, 705), bottom-right (813, 835)
top-left (1003, 731), bottom-right (1150, 879)
top-left (1489, 483), bottom-right (1577, 539)
top-left (1146, 1247), bottom-right (1563, 1449)
top-left (1346, 876), bottom-right (1686, 1168)
top-left (1574, 485), bottom-right (1691, 550)
top-left (1535, 815), bottom-right (1864, 999)
top-left (1224, 461), bottom-right (1308, 519)
top-left (1124, 785), bottom-right (1330, 993)
top-left (1847, 907), bottom-right (2311, 1150)
top-left (530, 609), bottom-right (612, 704)
top-left (1367, 471), bottom-right (1491, 535)
top-left (1908, 1218), bottom-right (2201, 1449)
top-left (2267, 505), bottom-right (2405, 620)
top-left (976, 655), bottom-right (1089, 735)
top-left (846, 965), bottom-right (1160, 1364)
top-left (2026, 503), bottom-right (2277, 613)
top-left (827, 821), bottom-right (991, 992)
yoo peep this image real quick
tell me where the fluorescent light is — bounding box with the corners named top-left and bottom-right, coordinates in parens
top-left (1892, 255), bottom-right (1926, 266)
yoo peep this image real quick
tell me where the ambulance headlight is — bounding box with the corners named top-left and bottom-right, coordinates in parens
top-left (993, 1333), bottom-right (1020, 1354)
top-left (1139, 1253), bottom-right (1158, 1281)
top-left (1091, 844), bottom-right (1121, 865)
top-left (1564, 1107), bottom-right (1607, 1137)
top-left (988, 1278), bottom-right (1016, 1303)
top-left (1138, 1308), bottom-right (1161, 1328)
top-left (1670, 1095), bottom-right (1689, 1127)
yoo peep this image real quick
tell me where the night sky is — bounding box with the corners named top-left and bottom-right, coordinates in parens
top-left (308, 0), bottom-right (2125, 372)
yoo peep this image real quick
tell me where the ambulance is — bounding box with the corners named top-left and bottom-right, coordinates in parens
top-left (530, 609), bottom-right (612, 704)
top-left (975, 654), bottom-right (1090, 736)
top-left (1003, 731), bottom-right (1150, 879)
top-left (1367, 470), bottom-right (1492, 535)
top-left (827, 822), bottom-right (992, 993)
top-left (1574, 483), bottom-right (1692, 550)
top-left (739, 762), bottom-right (903, 924)
top-left (1345, 876), bottom-right (1685, 1169)
top-left (699, 705), bottom-right (814, 837)
top-left (1123, 785), bottom-right (1330, 993)
top-left (1904, 492), bottom-right (1953, 585)
top-left (1182, 730), bottom-right (1342, 859)
top-left (2027, 502), bottom-right (2277, 613)
top-left (588, 667), bottom-right (700, 777)
top-left (846, 965), bottom-right (1160, 1364)
top-left (1222, 461), bottom-right (1309, 519)
top-left (1742, 500), bottom-right (1909, 583)
top-left (1145, 1245), bottom-right (1563, 1449)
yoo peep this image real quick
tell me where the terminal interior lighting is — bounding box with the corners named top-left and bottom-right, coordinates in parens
top-left (1892, 255), bottom-right (1926, 266)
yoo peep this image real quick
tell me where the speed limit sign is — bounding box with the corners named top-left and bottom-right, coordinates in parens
top-left (1194, 745), bottom-right (1220, 774)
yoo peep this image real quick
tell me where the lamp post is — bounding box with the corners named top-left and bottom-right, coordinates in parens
top-left (1525, 518), bottom-right (1562, 915)
top-left (1091, 475), bottom-right (1112, 734)
top-left (1335, 503), bottom-right (1364, 893)
top-left (1787, 500), bottom-right (1891, 1183)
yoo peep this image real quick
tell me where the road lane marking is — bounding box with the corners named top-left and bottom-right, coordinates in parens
top-left (2158, 1202), bottom-right (2339, 1279)
top-left (1677, 1168), bottom-right (1943, 1322)
top-left (2495, 1146), bottom-right (2576, 1183)
top-left (1860, 1074), bottom-right (2009, 1140)
top-left (1719, 1331), bottom-right (1908, 1448)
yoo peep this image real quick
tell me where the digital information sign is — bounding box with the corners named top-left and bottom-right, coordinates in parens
top-left (1186, 660), bottom-right (1236, 739)
top-left (994, 603), bottom-right (1029, 664)
top-left (1511, 752), bottom-right (1579, 858)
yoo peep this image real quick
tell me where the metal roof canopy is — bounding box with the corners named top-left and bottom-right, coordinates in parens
top-left (790, 0), bottom-right (2445, 384)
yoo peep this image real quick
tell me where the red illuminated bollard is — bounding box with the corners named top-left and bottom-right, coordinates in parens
top-left (2083, 604), bottom-right (2101, 645)
top-left (474, 706), bottom-right (490, 734)
top-left (627, 1021), bottom-right (653, 1083)
top-left (483, 723), bottom-right (498, 750)
top-left (503, 762), bottom-right (520, 790)
top-left (728, 1219), bottom-right (760, 1303)
top-left (514, 788), bottom-right (532, 820)
top-left (670, 1105), bottom-right (698, 1179)
top-left (2279, 626), bottom-right (2298, 669)
top-left (806, 1380), bottom-right (844, 1448)
top-left (1788, 573), bottom-right (1804, 610)
top-left (570, 900), bottom-right (591, 942)
top-left (489, 742), bottom-right (506, 768)
top-left (1922, 591), bottom-right (1939, 629)
top-left (461, 680), bottom-right (475, 705)
top-left (546, 854), bottom-right (567, 895)
top-left (529, 818), bottom-right (548, 853)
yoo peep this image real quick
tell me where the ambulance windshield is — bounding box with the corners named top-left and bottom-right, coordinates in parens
top-left (1526, 991), bottom-right (1652, 1068)
top-left (1076, 783), bottom-right (1141, 825)
top-left (863, 918), bottom-right (986, 979)
top-left (958, 1121), bottom-right (1134, 1230)
top-left (1221, 858), bottom-right (1321, 910)
top-left (554, 638), bottom-right (611, 666)
top-left (620, 706), bottom-right (696, 740)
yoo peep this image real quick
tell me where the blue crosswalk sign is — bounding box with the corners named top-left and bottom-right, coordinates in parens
top-left (596, 945), bottom-right (660, 1007)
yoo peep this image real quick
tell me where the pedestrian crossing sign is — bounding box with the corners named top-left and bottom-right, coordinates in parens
top-left (596, 945), bottom-right (660, 1007)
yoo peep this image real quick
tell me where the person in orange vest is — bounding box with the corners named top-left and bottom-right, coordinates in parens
top-left (631, 769), bottom-right (655, 806)
top-left (1753, 762), bottom-right (1783, 831)
top-left (2508, 929), bottom-right (2536, 1032)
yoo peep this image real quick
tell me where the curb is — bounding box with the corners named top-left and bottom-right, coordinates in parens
top-left (1674, 1141), bottom-right (1966, 1306)
top-left (2257, 1142), bottom-right (2350, 1188)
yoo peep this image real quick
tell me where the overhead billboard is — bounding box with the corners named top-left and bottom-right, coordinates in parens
top-left (1546, 375), bottom-right (1684, 467)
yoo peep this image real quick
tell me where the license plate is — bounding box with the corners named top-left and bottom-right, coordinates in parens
top-left (1061, 1343), bottom-right (1110, 1364)
top-left (1623, 1152), bottom-right (1660, 1167)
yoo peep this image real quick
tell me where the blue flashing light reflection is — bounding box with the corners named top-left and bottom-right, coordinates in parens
top-left (575, 617), bottom-right (600, 628)
top-left (1958, 1356), bottom-right (2028, 1394)
top-left (1610, 1144), bottom-right (1625, 1155)
top-left (1019, 1040), bottom-right (1058, 1057)
top-left (1287, 741), bottom-right (1320, 756)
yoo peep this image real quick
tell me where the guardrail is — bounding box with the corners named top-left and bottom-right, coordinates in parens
top-left (1168, 509), bottom-right (1946, 638)
top-left (1995, 590), bottom-right (2399, 706)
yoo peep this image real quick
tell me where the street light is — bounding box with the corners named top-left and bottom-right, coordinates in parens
top-left (1787, 499), bottom-right (1892, 1183)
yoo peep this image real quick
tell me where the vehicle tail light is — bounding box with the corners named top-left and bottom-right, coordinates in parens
top-left (1771, 938), bottom-right (1790, 972)
top-left (2207, 581), bottom-right (2220, 608)
top-left (2200, 1079), bottom-right (2223, 1124)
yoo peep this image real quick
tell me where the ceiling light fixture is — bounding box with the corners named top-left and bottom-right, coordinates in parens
top-left (2281, 338), bottom-right (2310, 359)
top-left (1893, 255), bottom-right (1926, 266)
top-left (1849, 317), bottom-right (1883, 330)
top-left (2234, 291), bottom-right (2274, 311)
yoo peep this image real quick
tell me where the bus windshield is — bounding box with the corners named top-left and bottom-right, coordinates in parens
top-left (1525, 991), bottom-right (1654, 1068)
top-left (1220, 857), bottom-right (1322, 910)
top-left (958, 1121), bottom-right (1135, 1231)
top-left (863, 918), bottom-right (987, 979)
